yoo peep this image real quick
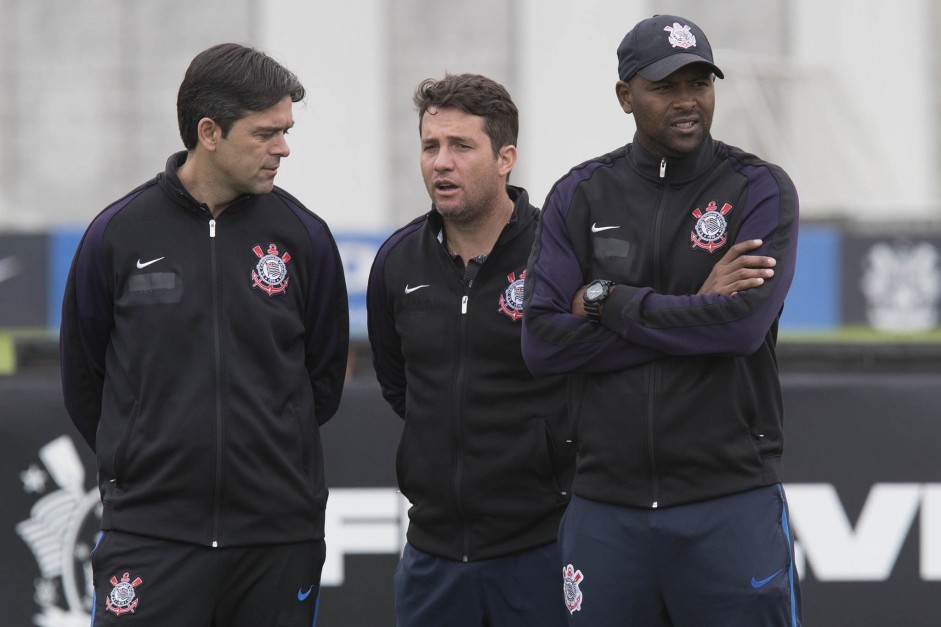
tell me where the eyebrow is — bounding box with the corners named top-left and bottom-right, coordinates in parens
top-left (422, 134), bottom-right (475, 145)
top-left (254, 121), bottom-right (295, 133)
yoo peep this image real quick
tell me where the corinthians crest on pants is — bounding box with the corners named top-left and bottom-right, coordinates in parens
top-left (498, 270), bottom-right (526, 321)
top-left (107, 571), bottom-right (143, 616)
top-left (563, 563), bottom-right (584, 614)
top-left (690, 201), bottom-right (733, 253)
top-left (251, 243), bottom-right (291, 296)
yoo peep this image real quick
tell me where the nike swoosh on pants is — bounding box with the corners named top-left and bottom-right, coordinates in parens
top-left (750, 568), bottom-right (784, 589)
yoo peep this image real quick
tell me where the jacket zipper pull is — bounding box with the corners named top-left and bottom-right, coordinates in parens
top-left (461, 295), bottom-right (468, 314)
top-left (209, 219), bottom-right (216, 238)
top-left (659, 158), bottom-right (666, 179)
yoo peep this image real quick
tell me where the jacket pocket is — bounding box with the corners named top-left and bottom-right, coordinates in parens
top-left (111, 400), bottom-right (140, 490)
top-left (539, 418), bottom-right (576, 496)
top-left (291, 403), bottom-right (312, 476)
top-left (394, 420), bottom-right (411, 495)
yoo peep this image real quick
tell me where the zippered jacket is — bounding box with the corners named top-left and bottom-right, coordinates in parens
top-left (522, 137), bottom-right (798, 509)
top-left (367, 187), bottom-right (574, 561)
top-left (60, 152), bottom-right (349, 547)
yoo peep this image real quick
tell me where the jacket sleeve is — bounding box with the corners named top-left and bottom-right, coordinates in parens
top-left (303, 223), bottom-right (349, 426)
top-left (522, 161), bottom-right (798, 377)
top-left (366, 239), bottom-right (407, 419)
top-left (59, 219), bottom-right (115, 451)
top-left (598, 161), bottom-right (798, 356)
top-left (522, 174), bottom-right (664, 377)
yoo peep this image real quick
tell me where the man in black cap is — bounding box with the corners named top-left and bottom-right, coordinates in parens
top-left (522, 14), bottom-right (802, 626)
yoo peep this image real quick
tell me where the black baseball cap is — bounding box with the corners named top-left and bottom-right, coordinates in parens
top-left (617, 15), bottom-right (724, 82)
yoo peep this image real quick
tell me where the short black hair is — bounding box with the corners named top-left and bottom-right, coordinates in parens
top-left (413, 73), bottom-right (518, 157)
top-left (177, 43), bottom-right (305, 150)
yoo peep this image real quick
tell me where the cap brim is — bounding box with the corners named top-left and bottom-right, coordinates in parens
top-left (637, 54), bottom-right (724, 81)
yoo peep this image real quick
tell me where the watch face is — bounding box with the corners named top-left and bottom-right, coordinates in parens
top-left (586, 283), bottom-right (605, 300)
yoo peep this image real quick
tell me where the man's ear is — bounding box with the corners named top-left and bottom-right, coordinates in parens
top-left (497, 143), bottom-right (518, 178)
top-left (196, 117), bottom-right (220, 152)
top-left (615, 80), bottom-right (633, 114)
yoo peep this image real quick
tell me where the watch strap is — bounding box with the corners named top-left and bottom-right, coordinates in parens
top-left (585, 300), bottom-right (603, 322)
top-left (583, 279), bottom-right (613, 323)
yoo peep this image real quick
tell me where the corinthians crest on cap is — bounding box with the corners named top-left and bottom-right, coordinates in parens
top-left (664, 23), bottom-right (697, 49)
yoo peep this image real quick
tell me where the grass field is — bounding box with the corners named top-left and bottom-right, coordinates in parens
top-left (0, 335), bottom-right (12, 374)
top-left (4, 326), bottom-right (941, 375)
top-left (0, 329), bottom-right (58, 375)
top-left (780, 326), bottom-right (941, 343)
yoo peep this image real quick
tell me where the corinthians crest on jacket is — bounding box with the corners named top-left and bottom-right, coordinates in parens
top-left (251, 243), bottom-right (291, 296)
top-left (498, 269), bottom-right (526, 321)
top-left (690, 201), bottom-right (733, 253)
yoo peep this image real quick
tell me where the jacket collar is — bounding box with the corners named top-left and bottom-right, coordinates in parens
top-left (158, 151), bottom-right (254, 214)
top-left (628, 135), bottom-right (718, 184)
top-left (157, 152), bottom-right (201, 212)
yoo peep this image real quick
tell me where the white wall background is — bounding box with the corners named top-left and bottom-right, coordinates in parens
top-left (516, 0), bottom-right (652, 210)
top-left (516, 0), bottom-right (939, 221)
top-left (787, 0), bottom-right (936, 217)
top-left (0, 0), bottom-right (936, 232)
top-left (254, 0), bottom-right (390, 232)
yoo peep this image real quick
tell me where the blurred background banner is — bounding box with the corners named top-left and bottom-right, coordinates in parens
top-left (0, 226), bottom-right (937, 339)
top-left (2, 0), bottom-right (941, 625)
top-left (0, 234), bottom-right (48, 328)
top-left (842, 234), bottom-right (941, 332)
top-left (3, 369), bottom-right (941, 626)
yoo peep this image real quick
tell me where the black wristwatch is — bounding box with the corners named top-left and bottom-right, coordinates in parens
top-left (583, 279), bottom-right (614, 323)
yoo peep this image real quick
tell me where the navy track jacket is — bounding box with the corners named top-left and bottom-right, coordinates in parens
top-left (60, 152), bottom-right (349, 547)
top-left (522, 136), bottom-right (798, 509)
top-left (368, 187), bottom-right (574, 562)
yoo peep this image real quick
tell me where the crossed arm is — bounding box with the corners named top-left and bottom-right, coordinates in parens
top-left (571, 239), bottom-right (774, 317)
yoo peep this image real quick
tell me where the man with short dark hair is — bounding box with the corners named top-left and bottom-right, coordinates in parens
top-left (60, 43), bottom-right (348, 626)
top-left (522, 15), bottom-right (802, 626)
top-left (367, 73), bottom-right (573, 627)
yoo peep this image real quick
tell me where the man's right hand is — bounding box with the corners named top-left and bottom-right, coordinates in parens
top-left (698, 239), bottom-right (776, 297)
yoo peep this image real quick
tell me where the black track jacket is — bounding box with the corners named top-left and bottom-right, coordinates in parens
top-left (367, 187), bottom-right (574, 562)
top-left (60, 152), bottom-right (349, 547)
top-left (522, 137), bottom-right (798, 509)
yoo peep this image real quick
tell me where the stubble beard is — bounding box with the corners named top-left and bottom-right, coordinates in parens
top-left (433, 187), bottom-right (491, 226)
